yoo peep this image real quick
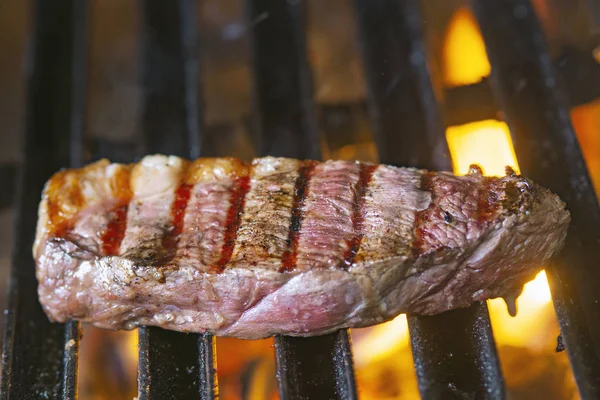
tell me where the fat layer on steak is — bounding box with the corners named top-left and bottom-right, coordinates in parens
top-left (33, 155), bottom-right (570, 339)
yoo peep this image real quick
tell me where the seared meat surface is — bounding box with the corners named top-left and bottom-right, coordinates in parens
top-left (34, 155), bottom-right (570, 339)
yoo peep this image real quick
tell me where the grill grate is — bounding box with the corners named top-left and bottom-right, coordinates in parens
top-left (137, 1), bottom-right (209, 398)
top-left (1, 0), bottom-right (599, 399)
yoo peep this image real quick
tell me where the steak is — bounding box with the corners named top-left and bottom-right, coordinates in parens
top-left (34, 155), bottom-right (570, 339)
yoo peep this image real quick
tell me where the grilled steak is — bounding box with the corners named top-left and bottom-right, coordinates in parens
top-left (34, 155), bottom-right (570, 339)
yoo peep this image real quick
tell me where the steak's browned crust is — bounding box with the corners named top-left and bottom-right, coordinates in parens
top-left (34, 155), bottom-right (570, 339)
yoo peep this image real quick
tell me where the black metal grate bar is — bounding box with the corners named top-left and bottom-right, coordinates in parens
top-left (0, 0), bottom-right (88, 399)
top-left (140, 0), bottom-right (201, 158)
top-left (408, 303), bottom-right (505, 399)
top-left (138, 328), bottom-right (203, 400)
top-left (275, 330), bottom-right (357, 400)
top-left (470, 1), bottom-right (600, 398)
top-left (198, 334), bottom-right (218, 400)
top-left (62, 321), bottom-right (81, 400)
top-left (443, 47), bottom-right (600, 127)
top-left (0, 164), bottom-right (17, 211)
top-left (353, 1), bottom-right (505, 398)
top-left (353, 0), bottom-right (448, 170)
top-left (331, 329), bottom-right (357, 399)
top-left (137, 1), bottom-right (217, 399)
top-left (62, 3), bottom-right (89, 397)
top-left (246, 1), bottom-right (357, 399)
top-left (247, 0), bottom-right (320, 160)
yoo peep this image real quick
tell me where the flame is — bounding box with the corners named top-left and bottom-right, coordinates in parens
top-left (443, 7), bottom-right (491, 87)
top-left (353, 315), bottom-right (419, 400)
top-left (489, 271), bottom-right (555, 350)
top-left (520, 270), bottom-right (553, 305)
top-left (446, 119), bottom-right (520, 176)
top-left (571, 99), bottom-right (600, 197)
top-left (353, 314), bottom-right (410, 367)
top-left (126, 330), bottom-right (139, 367)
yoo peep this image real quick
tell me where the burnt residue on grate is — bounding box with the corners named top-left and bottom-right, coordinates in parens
top-left (557, 334), bottom-right (566, 353)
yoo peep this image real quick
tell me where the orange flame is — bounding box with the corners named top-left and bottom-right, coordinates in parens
top-left (443, 7), bottom-right (491, 87)
top-left (446, 119), bottom-right (520, 176)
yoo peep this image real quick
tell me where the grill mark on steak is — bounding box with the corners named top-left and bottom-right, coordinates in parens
top-left (216, 175), bottom-right (251, 272)
top-left (340, 164), bottom-right (377, 270)
top-left (47, 170), bottom-right (84, 238)
top-left (412, 171), bottom-right (435, 258)
top-left (118, 156), bottom-right (188, 266)
top-left (101, 167), bottom-right (133, 256)
top-left (158, 182), bottom-right (193, 265)
top-left (101, 204), bottom-right (129, 256)
top-left (477, 177), bottom-right (502, 223)
top-left (175, 158), bottom-right (249, 272)
top-left (280, 161), bottom-right (318, 273)
top-left (466, 164), bottom-right (501, 224)
top-left (229, 158), bottom-right (301, 271)
top-left (356, 166), bottom-right (429, 262)
top-left (294, 161), bottom-right (361, 271)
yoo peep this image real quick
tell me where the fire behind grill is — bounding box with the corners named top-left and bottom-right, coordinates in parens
top-left (1, 0), bottom-right (599, 399)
